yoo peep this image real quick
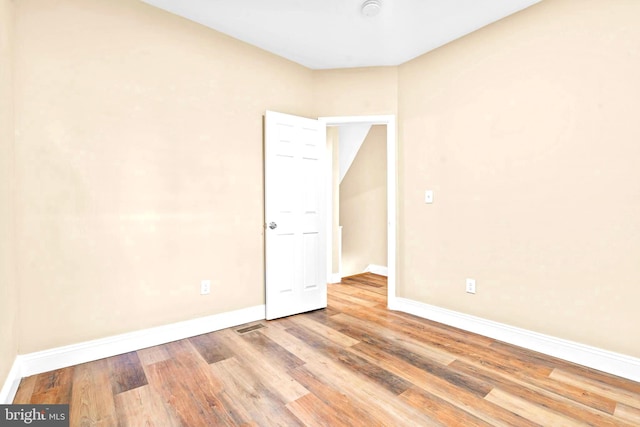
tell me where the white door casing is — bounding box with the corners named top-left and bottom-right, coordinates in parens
top-left (264, 111), bottom-right (327, 320)
top-left (319, 115), bottom-right (396, 307)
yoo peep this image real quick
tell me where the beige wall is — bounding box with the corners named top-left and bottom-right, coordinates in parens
top-left (340, 125), bottom-right (387, 277)
top-left (398, 0), bottom-right (640, 357)
top-left (312, 66), bottom-right (398, 117)
top-left (13, 0), bottom-right (313, 353)
top-left (0, 0), bottom-right (17, 388)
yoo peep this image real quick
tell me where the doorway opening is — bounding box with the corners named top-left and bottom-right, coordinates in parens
top-left (319, 115), bottom-right (396, 307)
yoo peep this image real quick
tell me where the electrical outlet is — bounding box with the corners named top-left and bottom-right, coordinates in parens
top-left (200, 280), bottom-right (211, 295)
top-left (466, 278), bottom-right (476, 294)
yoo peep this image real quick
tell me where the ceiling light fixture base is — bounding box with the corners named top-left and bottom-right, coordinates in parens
top-left (361, 0), bottom-right (382, 17)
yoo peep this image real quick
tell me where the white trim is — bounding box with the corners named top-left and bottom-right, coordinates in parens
top-left (390, 297), bottom-right (640, 383)
top-left (338, 225), bottom-right (343, 280)
top-left (319, 115), bottom-right (396, 310)
top-left (329, 273), bottom-right (343, 284)
top-left (0, 357), bottom-right (22, 404)
top-left (19, 305), bottom-right (265, 378)
top-left (364, 264), bottom-right (388, 277)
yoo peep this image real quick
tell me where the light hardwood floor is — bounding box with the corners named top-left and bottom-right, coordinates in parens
top-left (13, 273), bottom-right (640, 426)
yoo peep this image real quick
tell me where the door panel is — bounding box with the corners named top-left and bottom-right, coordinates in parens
top-left (265, 111), bottom-right (327, 320)
top-left (273, 233), bottom-right (295, 293)
top-left (303, 232), bottom-right (320, 288)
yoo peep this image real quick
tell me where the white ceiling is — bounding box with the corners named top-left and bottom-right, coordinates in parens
top-left (141, 0), bottom-right (542, 70)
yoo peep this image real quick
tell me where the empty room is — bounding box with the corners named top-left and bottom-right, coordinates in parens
top-left (1, 0), bottom-right (639, 425)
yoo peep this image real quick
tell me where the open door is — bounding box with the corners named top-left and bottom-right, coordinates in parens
top-left (264, 111), bottom-right (327, 320)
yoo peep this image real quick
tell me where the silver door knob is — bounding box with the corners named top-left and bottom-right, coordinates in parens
top-left (268, 222), bottom-right (277, 230)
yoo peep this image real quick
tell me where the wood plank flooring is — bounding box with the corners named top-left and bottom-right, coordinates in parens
top-left (13, 273), bottom-right (640, 426)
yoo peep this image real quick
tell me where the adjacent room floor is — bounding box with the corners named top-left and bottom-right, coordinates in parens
top-left (13, 273), bottom-right (640, 426)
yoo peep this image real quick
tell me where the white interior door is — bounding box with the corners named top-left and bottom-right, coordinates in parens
top-left (265, 110), bottom-right (327, 320)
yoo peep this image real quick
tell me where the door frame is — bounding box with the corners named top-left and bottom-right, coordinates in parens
top-left (318, 115), bottom-right (396, 307)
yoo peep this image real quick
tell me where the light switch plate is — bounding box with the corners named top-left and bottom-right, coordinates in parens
top-left (425, 190), bottom-right (433, 204)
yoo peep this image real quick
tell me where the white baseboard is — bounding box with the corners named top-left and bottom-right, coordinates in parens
top-left (364, 264), bottom-right (388, 277)
top-left (389, 297), bottom-right (640, 383)
top-left (0, 357), bottom-right (22, 404)
top-left (329, 273), bottom-right (342, 284)
top-left (18, 305), bottom-right (265, 379)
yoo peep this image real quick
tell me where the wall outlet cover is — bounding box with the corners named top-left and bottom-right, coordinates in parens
top-left (466, 278), bottom-right (476, 294)
top-left (201, 280), bottom-right (211, 295)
